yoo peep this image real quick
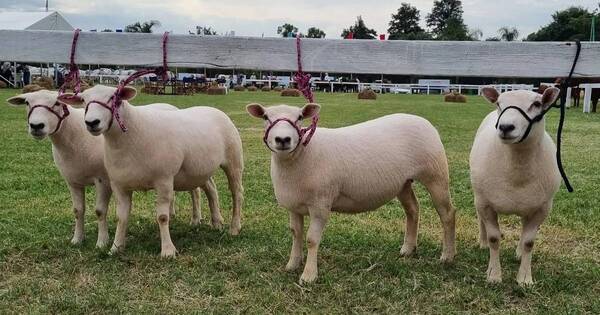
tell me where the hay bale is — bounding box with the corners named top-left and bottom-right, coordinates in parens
top-left (358, 89), bottom-right (377, 100)
top-left (444, 92), bottom-right (467, 103)
top-left (0, 81), bottom-right (7, 89)
top-left (247, 86), bottom-right (258, 92)
top-left (281, 88), bottom-right (301, 97)
top-left (34, 76), bottom-right (54, 90)
top-left (22, 84), bottom-right (44, 93)
top-left (261, 86), bottom-right (271, 92)
top-left (207, 86), bottom-right (227, 95)
top-left (273, 86), bottom-right (284, 92)
top-left (233, 85), bottom-right (245, 92)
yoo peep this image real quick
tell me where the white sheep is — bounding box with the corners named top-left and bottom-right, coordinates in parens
top-left (59, 85), bottom-right (243, 257)
top-left (7, 90), bottom-right (206, 247)
top-left (246, 103), bottom-right (456, 283)
top-left (470, 87), bottom-right (562, 285)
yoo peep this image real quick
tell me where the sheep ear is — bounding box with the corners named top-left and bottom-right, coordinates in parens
top-left (246, 103), bottom-right (266, 118)
top-left (541, 87), bottom-right (560, 108)
top-left (57, 93), bottom-right (85, 107)
top-left (6, 94), bottom-right (27, 106)
top-left (118, 86), bottom-right (137, 101)
top-left (481, 87), bottom-right (500, 104)
top-left (301, 103), bottom-right (320, 119)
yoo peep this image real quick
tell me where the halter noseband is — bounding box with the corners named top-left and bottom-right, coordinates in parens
top-left (263, 116), bottom-right (317, 152)
top-left (27, 103), bottom-right (70, 135)
top-left (495, 102), bottom-right (552, 143)
top-left (85, 95), bottom-right (128, 132)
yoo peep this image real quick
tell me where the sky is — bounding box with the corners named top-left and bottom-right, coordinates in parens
top-left (0, 0), bottom-right (598, 39)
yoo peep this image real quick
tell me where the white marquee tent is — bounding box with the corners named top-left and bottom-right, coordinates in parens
top-left (0, 11), bottom-right (74, 31)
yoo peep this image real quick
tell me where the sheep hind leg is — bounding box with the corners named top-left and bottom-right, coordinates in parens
top-left (422, 178), bottom-right (456, 262)
top-left (189, 188), bottom-right (202, 226)
top-left (398, 181), bottom-right (420, 257)
top-left (201, 178), bottom-right (223, 230)
top-left (222, 165), bottom-right (243, 236)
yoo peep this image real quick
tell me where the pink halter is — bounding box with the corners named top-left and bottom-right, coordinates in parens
top-left (27, 103), bottom-right (70, 135)
top-left (263, 116), bottom-right (318, 152)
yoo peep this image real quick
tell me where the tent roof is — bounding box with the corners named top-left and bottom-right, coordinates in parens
top-left (0, 11), bottom-right (74, 31)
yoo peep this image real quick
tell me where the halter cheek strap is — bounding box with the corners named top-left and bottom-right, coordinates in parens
top-left (85, 96), bottom-right (120, 131)
top-left (27, 104), bottom-right (70, 135)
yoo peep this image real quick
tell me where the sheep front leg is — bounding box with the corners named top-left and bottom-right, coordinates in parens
top-left (300, 209), bottom-right (330, 284)
top-left (285, 211), bottom-right (304, 271)
top-left (94, 179), bottom-right (112, 248)
top-left (479, 206), bottom-right (502, 283)
top-left (68, 184), bottom-right (85, 245)
top-left (110, 186), bottom-right (132, 254)
top-left (155, 181), bottom-right (177, 258)
top-left (516, 208), bottom-right (549, 286)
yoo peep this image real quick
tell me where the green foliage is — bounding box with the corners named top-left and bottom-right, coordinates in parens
top-left (498, 27), bottom-right (520, 41)
top-left (307, 27), bottom-right (326, 39)
top-left (124, 20), bottom-right (161, 33)
top-left (527, 6), bottom-right (599, 41)
top-left (277, 23), bottom-right (299, 38)
top-left (426, 0), bottom-right (469, 40)
top-left (1, 90), bottom-right (599, 313)
top-left (341, 16), bottom-right (378, 39)
top-left (196, 26), bottom-right (218, 36)
top-left (388, 3), bottom-right (431, 40)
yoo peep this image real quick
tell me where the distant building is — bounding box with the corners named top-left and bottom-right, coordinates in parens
top-left (0, 11), bottom-right (74, 31)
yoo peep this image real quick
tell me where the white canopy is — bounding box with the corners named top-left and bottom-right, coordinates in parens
top-left (0, 11), bottom-right (74, 31)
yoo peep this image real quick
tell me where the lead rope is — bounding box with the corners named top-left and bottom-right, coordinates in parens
top-left (58, 28), bottom-right (82, 97)
top-left (556, 40), bottom-right (580, 193)
top-left (111, 32), bottom-right (170, 132)
top-left (294, 35), bottom-right (318, 146)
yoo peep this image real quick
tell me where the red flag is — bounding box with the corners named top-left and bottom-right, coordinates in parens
top-left (379, 34), bottom-right (386, 40)
top-left (346, 32), bottom-right (354, 39)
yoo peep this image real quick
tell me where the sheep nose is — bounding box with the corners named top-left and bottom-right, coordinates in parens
top-left (275, 136), bottom-right (291, 144)
top-left (85, 119), bottom-right (100, 128)
top-left (29, 122), bottom-right (45, 131)
top-left (498, 124), bottom-right (515, 133)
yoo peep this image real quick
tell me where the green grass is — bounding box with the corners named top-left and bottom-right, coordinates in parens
top-left (0, 89), bottom-right (599, 313)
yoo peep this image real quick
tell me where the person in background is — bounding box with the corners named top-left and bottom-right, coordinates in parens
top-left (23, 65), bottom-right (31, 86)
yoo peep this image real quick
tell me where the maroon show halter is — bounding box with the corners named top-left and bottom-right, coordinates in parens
top-left (27, 103), bottom-right (70, 135)
top-left (88, 32), bottom-right (170, 132)
top-left (263, 117), bottom-right (308, 151)
top-left (58, 29), bottom-right (83, 96)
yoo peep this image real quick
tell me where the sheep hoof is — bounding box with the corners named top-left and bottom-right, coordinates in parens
top-left (160, 245), bottom-right (177, 258)
top-left (299, 269), bottom-right (318, 284)
top-left (229, 224), bottom-right (241, 236)
top-left (190, 219), bottom-right (201, 227)
top-left (95, 238), bottom-right (110, 249)
top-left (486, 266), bottom-right (502, 283)
top-left (212, 220), bottom-right (224, 231)
top-left (399, 244), bottom-right (416, 257)
top-left (440, 253), bottom-right (455, 263)
top-left (285, 257), bottom-right (303, 271)
top-left (517, 272), bottom-right (534, 286)
top-left (109, 244), bottom-right (121, 256)
top-left (70, 236), bottom-right (84, 245)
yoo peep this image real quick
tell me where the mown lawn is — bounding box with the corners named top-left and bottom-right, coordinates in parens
top-left (0, 88), bottom-right (598, 313)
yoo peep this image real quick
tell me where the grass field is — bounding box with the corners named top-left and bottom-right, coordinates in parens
top-left (0, 89), bottom-right (599, 313)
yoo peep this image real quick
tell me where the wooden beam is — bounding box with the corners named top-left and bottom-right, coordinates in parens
top-left (0, 30), bottom-right (597, 78)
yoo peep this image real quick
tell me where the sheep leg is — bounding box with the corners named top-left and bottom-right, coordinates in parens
top-left (423, 180), bottom-right (456, 262)
top-left (516, 208), bottom-right (548, 286)
top-left (110, 187), bottom-right (132, 255)
top-left (285, 212), bottom-right (304, 271)
top-left (94, 179), bottom-right (112, 248)
top-left (201, 178), bottom-right (223, 230)
top-left (477, 210), bottom-right (488, 249)
top-left (68, 184), bottom-right (85, 245)
top-left (398, 181), bottom-right (420, 257)
top-left (479, 206), bottom-right (502, 283)
top-left (300, 210), bottom-right (330, 284)
top-left (223, 166), bottom-right (243, 236)
top-left (155, 181), bottom-right (177, 258)
top-left (169, 198), bottom-right (176, 219)
top-left (189, 188), bottom-right (202, 226)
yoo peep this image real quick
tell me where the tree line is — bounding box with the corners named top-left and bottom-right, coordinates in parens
top-left (117, 0), bottom-right (600, 42)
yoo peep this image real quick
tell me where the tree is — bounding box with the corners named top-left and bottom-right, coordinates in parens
top-left (468, 28), bottom-right (483, 41)
top-left (277, 23), bottom-right (299, 37)
top-left (307, 27), bottom-right (326, 38)
top-left (196, 26), bottom-right (217, 35)
top-left (527, 6), bottom-right (598, 41)
top-left (388, 3), bottom-right (431, 40)
top-left (426, 0), bottom-right (470, 40)
top-left (124, 20), bottom-right (161, 33)
top-left (485, 36), bottom-right (501, 41)
top-left (341, 16), bottom-right (378, 39)
top-left (498, 26), bottom-right (519, 41)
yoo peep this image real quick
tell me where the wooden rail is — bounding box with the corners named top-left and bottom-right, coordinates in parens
top-left (0, 30), bottom-right (598, 78)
